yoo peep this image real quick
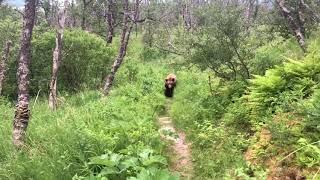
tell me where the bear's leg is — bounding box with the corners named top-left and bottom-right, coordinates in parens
top-left (164, 88), bottom-right (174, 97)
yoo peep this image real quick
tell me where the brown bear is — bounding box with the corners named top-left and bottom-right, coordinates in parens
top-left (164, 73), bottom-right (177, 97)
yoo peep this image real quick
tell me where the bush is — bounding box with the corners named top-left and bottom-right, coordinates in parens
top-left (243, 38), bottom-right (320, 175)
top-left (296, 138), bottom-right (320, 168)
top-left (247, 57), bottom-right (320, 115)
top-left (2, 29), bottom-right (116, 98)
top-left (250, 37), bottom-right (303, 75)
top-left (301, 89), bottom-right (320, 141)
top-left (75, 149), bottom-right (177, 179)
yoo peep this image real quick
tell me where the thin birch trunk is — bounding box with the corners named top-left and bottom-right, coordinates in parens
top-left (103, 0), bottom-right (138, 95)
top-left (13, 0), bottom-right (36, 148)
top-left (48, 0), bottom-right (67, 110)
top-left (276, 0), bottom-right (306, 52)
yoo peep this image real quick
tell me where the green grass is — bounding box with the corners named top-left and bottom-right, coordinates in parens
top-left (169, 69), bottom-right (255, 179)
top-left (0, 56), bottom-right (173, 179)
top-left (0, 93), bottom-right (155, 179)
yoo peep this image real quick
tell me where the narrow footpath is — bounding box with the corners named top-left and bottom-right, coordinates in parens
top-left (158, 100), bottom-right (193, 179)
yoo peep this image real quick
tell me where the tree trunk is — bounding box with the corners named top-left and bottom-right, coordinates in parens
top-left (105, 0), bottom-right (115, 43)
top-left (48, 32), bottom-right (62, 110)
top-left (13, 0), bottom-right (36, 148)
top-left (103, 0), bottom-right (133, 95)
top-left (276, 0), bottom-right (306, 52)
top-left (49, 0), bottom-right (67, 110)
top-left (0, 40), bottom-right (12, 95)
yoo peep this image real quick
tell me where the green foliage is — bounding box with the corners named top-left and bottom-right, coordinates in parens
top-left (170, 68), bottom-right (254, 179)
top-left (0, 17), bottom-right (21, 96)
top-left (296, 138), bottom-right (320, 168)
top-left (243, 37), bottom-right (320, 176)
top-left (128, 168), bottom-right (179, 180)
top-left (224, 164), bottom-right (267, 180)
top-left (78, 149), bottom-right (172, 179)
top-left (0, 5), bottom-right (21, 30)
top-left (190, 5), bottom-right (251, 80)
top-left (0, 58), bottom-right (170, 179)
top-left (301, 89), bottom-right (320, 141)
top-left (2, 29), bottom-right (116, 98)
top-left (223, 99), bottom-right (252, 133)
top-left (247, 57), bottom-right (320, 115)
top-left (1, 2), bottom-right (320, 179)
top-left (34, 30), bottom-right (115, 92)
top-left (250, 37), bottom-right (303, 75)
top-left (0, 17), bottom-right (21, 49)
top-left (140, 47), bottom-right (168, 62)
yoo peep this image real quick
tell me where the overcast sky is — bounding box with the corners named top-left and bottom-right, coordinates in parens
top-left (5, 0), bottom-right (68, 8)
top-left (5, 0), bottom-right (24, 7)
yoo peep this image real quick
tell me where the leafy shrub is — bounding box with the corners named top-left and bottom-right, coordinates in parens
top-left (0, 16), bottom-right (21, 50)
top-left (301, 89), bottom-right (320, 141)
top-left (243, 39), bottom-right (320, 177)
top-left (128, 168), bottom-right (179, 180)
top-left (76, 149), bottom-right (174, 179)
top-left (2, 29), bottom-right (116, 98)
top-left (247, 58), bottom-right (320, 115)
top-left (223, 99), bottom-right (252, 133)
top-left (296, 138), bottom-right (320, 168)
top-left (250, 37), bottom-right (303, 75)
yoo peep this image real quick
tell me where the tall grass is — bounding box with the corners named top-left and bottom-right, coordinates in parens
top-left (0, 47), bottom-right (173, 179)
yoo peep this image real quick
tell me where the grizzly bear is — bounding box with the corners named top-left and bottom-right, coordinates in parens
top-left (164, 74), bottom-right (177, 97)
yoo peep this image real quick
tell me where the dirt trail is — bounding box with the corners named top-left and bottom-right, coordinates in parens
top-left (158, 102), bottom-right (193, 179)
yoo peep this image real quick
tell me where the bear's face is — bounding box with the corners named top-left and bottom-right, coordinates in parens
top-left (165, 77), bottom-right (175, 89)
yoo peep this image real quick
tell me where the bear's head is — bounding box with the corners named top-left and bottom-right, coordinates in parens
top-left (165, 76), bottom-right (176, 89)
top-left (164, 75), bottom-right (176, 97)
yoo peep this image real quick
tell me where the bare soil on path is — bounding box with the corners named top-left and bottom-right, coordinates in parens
top-left (158, 109), bottom-right (193, 179)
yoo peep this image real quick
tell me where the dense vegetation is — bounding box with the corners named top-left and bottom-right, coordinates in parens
top-left (1, 0), bottom-right (320, 179)
top-left (170, 35), bottom-right (320, 179)
top-left (0, 39), bottom-right (179, 179)
top-left (2, 30), bottom-right (115, 97)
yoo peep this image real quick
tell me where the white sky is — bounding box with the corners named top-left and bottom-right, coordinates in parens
top-left (6, 0), bottom-right (24, 7)
top-left (5, 0), bottom-right (68, 8)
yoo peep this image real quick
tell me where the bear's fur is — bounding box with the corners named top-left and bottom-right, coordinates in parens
top-left (164, 74), bottom-right (177, 97)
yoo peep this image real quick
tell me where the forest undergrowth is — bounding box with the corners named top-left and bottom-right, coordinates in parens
top-left (1, 34), bottom-right (320, 179)
top-left (2, 0), bottom-right (320, 179)
top-left (170, 36), bottom-right (320, 179)
top-left (0, 39), bottom-right (180, 180)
